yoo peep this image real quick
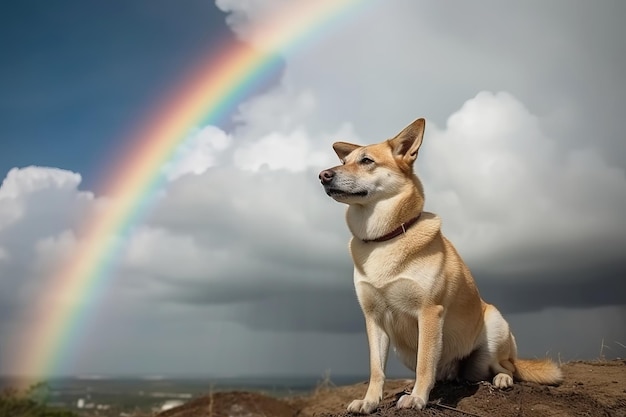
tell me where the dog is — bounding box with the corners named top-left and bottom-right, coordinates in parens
top-left (318, 118), bottom-right (562, 413)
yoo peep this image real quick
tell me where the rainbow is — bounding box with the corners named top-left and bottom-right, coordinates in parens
top-left (11, 0), bottom-right (371, 378)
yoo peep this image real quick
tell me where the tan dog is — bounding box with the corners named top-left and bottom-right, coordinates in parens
top-left (319, 118), bottom-right (562, 413)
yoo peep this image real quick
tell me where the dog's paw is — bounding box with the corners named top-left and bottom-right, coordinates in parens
top-left (347, 399), bottom-right (379, 414)
top-left (493, 373), bottom-right (514, 388)
top-left (396, 394), bottom-right (426, 410)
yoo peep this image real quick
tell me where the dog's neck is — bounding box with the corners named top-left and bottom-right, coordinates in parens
top-left (346, 186), bottom-right (424, 242)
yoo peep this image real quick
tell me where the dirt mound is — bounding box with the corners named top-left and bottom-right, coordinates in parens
top-left (157, 391), bottom-right (296, 417)
top-left (158, 360), bottom-right (626, 417)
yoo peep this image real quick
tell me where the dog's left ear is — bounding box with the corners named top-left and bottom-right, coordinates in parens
top-left (389, 118), bottom-right (425, 164)
top-left (333, 142), bottom-right (361, 161)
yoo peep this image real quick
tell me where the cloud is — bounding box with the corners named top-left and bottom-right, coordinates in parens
top-left (0, 167), bottom-right (101, 352)
top-left (0, 166), bottom-right (95, 271)
top-left (163, 125), bottom-right (232, 181)
top-left (121, 166), bottom-right (352, 304)
top-left (232, 87), bottom-right (318, 137)
top-left (215, 0), bottom-right (291, 45)
top-left (2, 0), bottom-right (626, 375)
top-left (280, 1), bottom-right (626, 172)
top-left (81, 89), bottom-right (626, 340)
top-left (0, 167), bottom-right (83, 231)
top-left (2, 90), bottom-right (625, 348)
top-left (234, 129), bottom-right (326, 172)
top-left (421, 91), bottom-right (626, 273)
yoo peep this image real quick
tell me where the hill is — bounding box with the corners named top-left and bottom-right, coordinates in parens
top-left (158, 360), bottom-right (625, 417)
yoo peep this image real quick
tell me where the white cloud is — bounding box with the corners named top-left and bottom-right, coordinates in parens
top-left (215, 0), bottom-right (292, 45)
top-left (232, 87), bottom-right (318, 140)
top-left (229, 86), bottom-right (358, 171)
top-left (215, 0), bottom-right (348, 53)
top-left (233, 128), bottom-right (330, 171)
top-left (420, 91), bottom-right (626, 270)
top-left (0, 166), bottom-right (83, 198)
top-left (0, 166), bottom-right (87, 231)
top-left (0, 168), bottom-right (103, 339)
top-left (0, 167), bottom-right (97, 255)
top-left (163, 125), bottom-right (232, 180)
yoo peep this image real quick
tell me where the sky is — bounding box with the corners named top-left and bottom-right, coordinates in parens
top-left (0, 0), bottom-right (625, 378)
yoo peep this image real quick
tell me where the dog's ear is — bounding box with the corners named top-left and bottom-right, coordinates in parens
top-left (389, 118), bottom-right (425, 164)
top-left (333, 142), bottom-right (360, 162)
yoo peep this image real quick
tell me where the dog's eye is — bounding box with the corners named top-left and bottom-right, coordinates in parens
top-left (360, 157), bottom-right (374, 165)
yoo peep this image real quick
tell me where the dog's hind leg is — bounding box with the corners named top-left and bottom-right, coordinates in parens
top-left (491, 357), bottom-right (515, 388)
top-left (462, 344), bottom-right (516, 388)
top-left (463, 304), bottom-right (516, 388)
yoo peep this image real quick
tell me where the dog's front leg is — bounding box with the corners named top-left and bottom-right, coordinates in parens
top-left (397, 305), bottom-right (444, 410)
top-left (347, 315), bottom-right (389, 414)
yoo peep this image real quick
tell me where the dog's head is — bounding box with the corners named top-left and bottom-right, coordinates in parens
top-left (319, 118), bottom-right (426, 206)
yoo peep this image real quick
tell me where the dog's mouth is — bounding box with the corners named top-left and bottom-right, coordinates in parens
top-left (326, 188), bottom-right (368, 197)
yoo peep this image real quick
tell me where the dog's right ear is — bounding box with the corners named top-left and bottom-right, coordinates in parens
top-left (333, 142), bottom-right (360, 162)
top-left (389, 118), bottom-right (425, 165)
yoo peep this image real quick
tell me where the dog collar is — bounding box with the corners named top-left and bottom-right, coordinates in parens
top-left (362, 214), bottom-right (421, 243)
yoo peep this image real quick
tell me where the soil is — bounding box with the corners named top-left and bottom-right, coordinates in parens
top-left (158, 360), bottom-right (626, 417)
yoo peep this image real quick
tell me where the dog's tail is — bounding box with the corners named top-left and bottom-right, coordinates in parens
top-left (513, 358), bottom-right (563, 385)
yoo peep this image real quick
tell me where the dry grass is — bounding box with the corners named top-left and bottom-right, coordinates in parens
top-left (313, 369), bottom-right (336, 396)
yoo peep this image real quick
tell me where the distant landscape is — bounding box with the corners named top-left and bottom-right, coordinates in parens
top-left (0, 374), bottom-right (367, 416)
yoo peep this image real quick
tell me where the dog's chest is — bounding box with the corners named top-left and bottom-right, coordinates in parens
top-left (352, 247), bottom-right (444, 318)
top-left (350, 236), bottom-right (443, 287)
top-left (348, 214), bottom-right (445, 316)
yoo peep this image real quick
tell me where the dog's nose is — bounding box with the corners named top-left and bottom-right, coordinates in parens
top-left (319, 169), bottom-right (335, 184)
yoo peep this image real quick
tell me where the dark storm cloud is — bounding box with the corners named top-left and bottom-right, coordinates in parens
top-left (168, 283), bottom-right (365, 334)
top-left (235, 288), bottom-right (363, 333)
top-left (165, 263), bottom-right (354, 307)
top-left (477, 262), bottom-right (626, 315)
top-left (163, 261), bottom-right (626, 334)
top-left (150, 222), bottom-right (625, 335)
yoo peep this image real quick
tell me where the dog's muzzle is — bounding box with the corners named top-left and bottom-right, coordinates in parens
top-left (319, 169), bottom-right (338, 196)
top-left (319, 169), bottom-right (335, 185)
top-left (318, 169), bottom-right (368, 198)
